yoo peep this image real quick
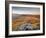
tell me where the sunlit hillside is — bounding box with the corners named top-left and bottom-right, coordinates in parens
top-left (12, 15), bottom-right (40, 31)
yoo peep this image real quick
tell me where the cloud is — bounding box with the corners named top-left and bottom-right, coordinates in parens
top-left (12, 7), bottom-right (40, 15)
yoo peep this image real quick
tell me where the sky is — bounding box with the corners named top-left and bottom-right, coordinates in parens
top-left (12, 7), bottom-right (40, 15)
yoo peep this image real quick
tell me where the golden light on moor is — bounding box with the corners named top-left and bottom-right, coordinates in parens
top-left (12, 15), bottom-right (40, 31)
